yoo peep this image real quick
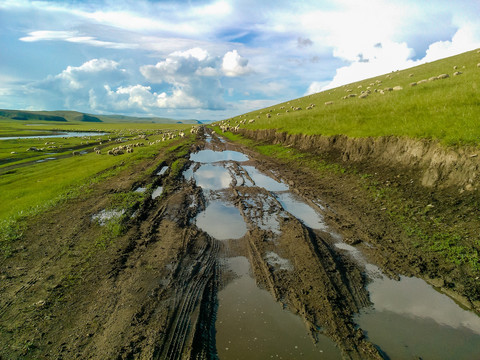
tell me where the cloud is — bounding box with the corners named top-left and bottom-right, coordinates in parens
top-left (422, 23), bottom-right (480, 62)
top-left (321, 23), bottom-right (480, 91)
top-left (222, 50), bottom-right (252, 77)
top-left (297, 37), bottom-right (313, 48)
top-left (20, 30), bottom-right (137, 49)
top-left (305, 81), bottom-right (329, 95)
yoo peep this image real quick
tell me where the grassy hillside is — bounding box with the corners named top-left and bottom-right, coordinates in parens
top-left (220, 48), bottom-right (480, 145)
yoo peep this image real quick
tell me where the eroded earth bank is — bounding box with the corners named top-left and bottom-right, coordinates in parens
top-left (1, 128), bottom-right (480, 359)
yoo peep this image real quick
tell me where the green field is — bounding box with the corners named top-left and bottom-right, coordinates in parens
top-left (220, 49), bottom-right (480, 145)
top-left (1, 121), bottom-right (195, 257)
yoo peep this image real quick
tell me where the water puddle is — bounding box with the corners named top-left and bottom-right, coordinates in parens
top-left (264, 252), bottom-right (293, 271)
top-left (152, 186), bottom-right (163, 199)
top-left (216, 256), bottom-right (341, 359)
top-left (333, 238), bottom-right (480, 358)
top-left (243, 166), bottom-right (289, 191)
top-left (156, 166), bottom-right (168, 176)
top-left (134, 187), bottom-right (146, 193)
top-left (190, 164), bottom-right (233, 190)
top-left (190, 149), bottom-right (249, 163)
top-left (195, 201), bottom-right (247, 240)
top-left (274, 192), bottom-right (327, 230)
top-left (91, 209), bottom-right (125, 226)
top-left (355, 275), bottom-right (480, 359)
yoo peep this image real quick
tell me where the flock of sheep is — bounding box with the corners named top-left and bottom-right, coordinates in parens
top-left (218, 51), bottom-right (480, 131)
top-left (16, 126), bottom-right (202, 158)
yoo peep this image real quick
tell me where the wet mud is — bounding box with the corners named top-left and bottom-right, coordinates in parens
top-left (1, 128), bottom-right (480, 359)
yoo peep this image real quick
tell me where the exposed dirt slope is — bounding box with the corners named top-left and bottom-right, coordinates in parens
top-left (239, 129), bottom-right (480, 191)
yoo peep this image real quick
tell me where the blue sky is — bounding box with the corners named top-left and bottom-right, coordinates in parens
top-left (1, 0), bottom-right (479, 121)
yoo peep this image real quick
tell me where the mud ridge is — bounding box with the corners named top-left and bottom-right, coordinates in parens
top-left (239, 129), bottom-right (480, 191)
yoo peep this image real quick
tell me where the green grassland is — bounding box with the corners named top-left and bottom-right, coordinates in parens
top-left (0, 121), bottom-right (196, 257)
top-left (221, 48), bottom-right (480, 145)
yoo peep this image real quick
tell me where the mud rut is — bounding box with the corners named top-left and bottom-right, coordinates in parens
top-left (146, 130), bottom-right (383, 360)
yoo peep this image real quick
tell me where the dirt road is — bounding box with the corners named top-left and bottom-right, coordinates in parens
top-left (1, 128), bottom-right (479, 359)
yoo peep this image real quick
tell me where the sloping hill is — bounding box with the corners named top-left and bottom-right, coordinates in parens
top-left (223, 48), bottom-right (480, 145)
top-left (0, 109), bottom-right (200, 124)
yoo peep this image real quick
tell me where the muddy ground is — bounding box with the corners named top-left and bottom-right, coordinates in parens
top-left (0, 128), bottom-right (478, 359)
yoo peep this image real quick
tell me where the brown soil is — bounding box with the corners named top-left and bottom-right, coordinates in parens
top-left (1, 127), bottom-right (479, 359)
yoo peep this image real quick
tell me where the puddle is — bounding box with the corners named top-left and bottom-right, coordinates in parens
top-left (91, 209), bottom-right (125, 226)
top-left (243, 166), bottom-right (289, 191)
top-left (134, 187), bottom-right (146, 193)
top-left (356, 275), bottom-right (480, 359)
top-left (265, 252), bottom-right (293, 271)
top-left (216, 256), bottom-right (341, 359)
top-left (152, 186), bottom-right (163, 199)
top-left (190, 164), bottom-right (233, 190)
top-left (156, 166), bottom-right (169, 176)
top-left (35, 157), bottom-right (57, 163)
top-left (190, 149), bottom-right (249, 163)
top-left (195, 201), bottom-right (247, 240)
top-left (274, 192), bottom-right (327, 230)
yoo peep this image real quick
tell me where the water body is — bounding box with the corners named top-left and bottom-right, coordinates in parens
top-left (190, 149), bottom-right (249, 163)
top-left (216, 256), bottom-right (341, 359)
top-left (274, 192), bottom-right (328, 230)
top-left (0, 131), bottom-right (108, 141)
top-left (355, 275), bottom-right (480, 359)
top-left (195, 201), bottom-right (247, 240)
top-left (152, 186), bottom-right (163, 199)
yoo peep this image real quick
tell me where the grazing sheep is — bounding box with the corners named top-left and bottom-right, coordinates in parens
top-left (409, 82), bottom-right (417, 87)
top-left (408, 73), bottom-right (414, 77)
top-left (453, 71), bottom-right (462, 76)
top-left (393, 86), bottom-right (403, 91)
top-left (437, 73), bottom-right (449, 79)
top-left (477, 63), bottom-right (480, 67)
top-left (249, 119), bottom-right (255, 123)
top-left (11, 151), bottom-right (17, 154)
top-left (96, 150), bottom-right (101, 155)
top-left (384, 87), bottom-right (393, 92)
top-left (324, 101), bottom-right (334, 105)
top-left (453, 66), bottom-right (458, 70)
top-left (359, 92), bottom-right (369, 99)
top-left (417, 79), bottom-right (428, 84)
top-left (428, 76), bottom-right (438, 81)
top-left (72, 151), bottom-right (79, 156)
top-left (348, 94), bottom-right (357, 98)
top-left (266, 113), bottom-right (271, 118)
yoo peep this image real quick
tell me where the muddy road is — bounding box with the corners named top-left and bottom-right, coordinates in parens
top-left (1, 129), bottom-right (480, 359)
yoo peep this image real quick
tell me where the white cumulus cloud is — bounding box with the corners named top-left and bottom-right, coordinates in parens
top-left (222, 50), bottom-right (252, 77)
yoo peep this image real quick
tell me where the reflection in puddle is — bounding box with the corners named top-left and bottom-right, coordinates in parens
top-left (191, 164), bottom-right (232, 190)
top-left (243, 166), bottom-right (289, 191)
top-left (152, 186), bottom-right (163, 199)
top-left (195, 201), bottom-right (247, 240)
top-left (216, 257), bottom-right (341, 359)
top-left (91, 209), bottom-right (125, 226)
top-left (156, 166), bottom-right (168, 176)
top-left (274, 192), bottom-right (327, 230)
top-left (265, 252), bottom-right (293, 271)
top-left (190, 149), bottom-right (249, 163)
top-left (356, 275), bottom-right (480, 359)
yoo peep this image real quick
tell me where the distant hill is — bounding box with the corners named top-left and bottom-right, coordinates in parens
top-left (0, 109), bottom-right (201, 124)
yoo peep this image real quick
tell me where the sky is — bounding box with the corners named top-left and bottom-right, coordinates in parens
top-left (1, 0), bottom-right (480, 121)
